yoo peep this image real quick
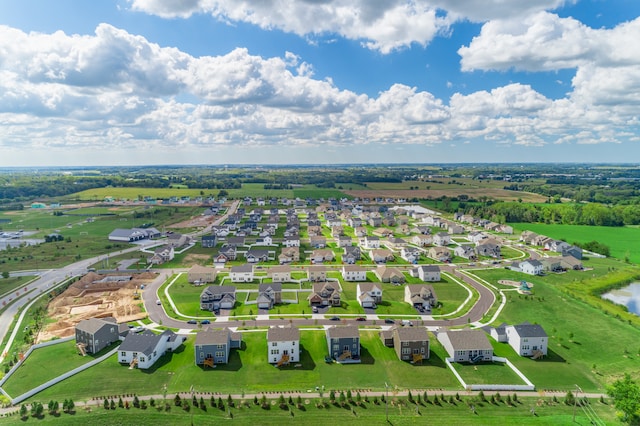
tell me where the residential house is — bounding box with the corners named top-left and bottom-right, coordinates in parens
top-left (433, 232), bottom-right (451, 246)
top-left (244, 249), bottom-right (269, 263)
top-left (188, 265), bottom-right (217, 284)
top-left (342, 265), bottom-right (368, 282)
top-left (370, 248), bottom-right (394, 264)
top-left (467, 231), bottom-right (487, 244)
top-left (118, 330), bottom-right (185, 369)
top-left (200, 286), bottom-right (237, 311)
top-left (362, 236), bottom-right (381, 249)
top-left (410, 265), bottom-right (441, 282)
top-left (307, 226), bottom-right (322, 237)
top-left (356, 282), bottom-right (382, 308)
top-left (326, 326), bottom-right (361, 363)
top-left (411, 234), bottom-right (432, 247)
top-left (454, 245), bottom-right (477, 260)
top-left (343, 246), bottom-right (362, 264)
top-left (487, 323), bottom-right (508, 343)
top-left (386, 237), bottom-right (407, 249)
top-left (400, 246), bottom-right (421, 263)
top-left (505, 322), bottom-right (548, 357)
top-left (307, 265), bottom-right (327, 282)
top-left (308, 282), bottom-right (341, 306)
top-left (218, 245), bottom-right (237, 261)
top-left (544, 239), bottom-right (571, 253)
top-left (373, 228), bottom-right (394, 238)
top-left (201, 235), bottom-right (217, 248)
top-left (562, 245), bottom-right (583, 260)
top-left (255, 235), bottom-right (273, 246)
top-left (230, 264), bottom-right (254, 282)
top-left (519, 259), bottom-right (543, 275)
top-left (428, 246), bottom-right (451, 262)
top-left (278, 247), bottom-right (300, 264)
top-left (354, 227), bottom-right (368, 238)
top-left (268, 265), bottom-right (292, 282)
top-left (436, 329), bottom-right (493, 363)
top-left (148, 245), bottom-right (174, 265)
top-left (310, 249), bottom-right (335, 264)
top-left (375, 265), bottom-right (406, 284)
top-left (404, 284), bottom-right (437, 309)
top-left (257, 283), bottom-right (282, 309)
top-left (194, 328), bottom-right (242, 366)
top-left (284, 235), bottom-right (300, 247)
top-left (75, 317), bottom-right (123, 355)
top-left (519, 231), bottom-right (538, 245)
top-left (309, 236), bottom-right (327, 248)
top-left (475, 238), bottom-right (501, 258)
top-left (267, 326), bottom-right (300, 365)
top-left (393, 326), bottom-right (430, 362)
top-left (448, 224), bottom-right (465, 234)
top-left (336, 235), bottom-right (352, 248)
top-left (560, 255), bottom-right (583, 270)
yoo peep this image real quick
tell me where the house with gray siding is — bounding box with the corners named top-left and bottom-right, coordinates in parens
top-left (326, 325), bottom-right (361, 363)
top-left (194, 328), bottom-right (242, 366)
top-left (75, 317), bottom-right (124, 355)
top-left (436, 329), bottom-right (493, 363)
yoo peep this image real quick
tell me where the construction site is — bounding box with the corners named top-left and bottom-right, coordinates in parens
top-left (37, 271), bottom-right (157, 343)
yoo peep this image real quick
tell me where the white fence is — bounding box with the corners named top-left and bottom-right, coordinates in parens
top-left (444, 356), bottom-right (535, 392)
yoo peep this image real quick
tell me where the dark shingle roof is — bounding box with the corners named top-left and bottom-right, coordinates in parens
top-left (267, 326), bottom-right (299, 342)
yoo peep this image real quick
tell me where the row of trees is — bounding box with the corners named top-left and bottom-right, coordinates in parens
top-left (19, 399), bottom-right (74, 419)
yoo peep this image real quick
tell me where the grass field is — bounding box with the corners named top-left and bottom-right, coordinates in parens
top-left (451, 362), bottom-right (527, 386)
top-left (511, 223), bottom-right (640, 264)
top-left (1, 340), bottom-right (117, 398)
top-left (470, 259), bottom-right (640, 392)
top-left (28, 331), bottom-right (462, 402)
top-left (0, 395), bottom-right (616, 425)
top-left (0, 275), bottom-right (36, 297)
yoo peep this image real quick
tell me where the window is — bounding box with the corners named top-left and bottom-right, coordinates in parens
top-left (402, 348), bottom-right (410, 355)
top-left (121, 351), bottom-right (126, 356)
top-left (271, 342), bottom-right (277, 347)
top-left (217, 345), bottom-right (224, 349)
top-left (215, 351), bottom-right (224, 358)
top-left (402, 342), bottom-right (409, 347)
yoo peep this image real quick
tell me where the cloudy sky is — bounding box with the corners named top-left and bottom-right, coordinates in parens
top-left (1, 0), bottom-right (639, 166)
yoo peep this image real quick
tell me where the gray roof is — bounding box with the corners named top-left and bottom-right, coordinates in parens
top-left (267, 326), bottom-right (299, 342)
top-left (202, 285), bottom-right (236, 297)
top-left (395, 326), bottom-right (429, 342)
top-left (327, 325), bottom-right (359, 339)
top-left (511, 322), bottom-right (547, 338)
top-left (76, 317), bottom-right (117, 334)
top-left (259, 283), bottom-right (282, 292)
top-left (119, 330), bottom-right (176, 356)
top-left (195, 328), bottom-right (232, 346)
top-left (525, 259), bottom-right (543, 267)
top-left (442, 329), bottom-right (492, 351)
top-left (231, 264), bottom-right (253, 273)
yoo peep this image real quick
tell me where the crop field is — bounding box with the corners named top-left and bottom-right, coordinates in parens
top-left (512, 222), bottom-right (640, 264)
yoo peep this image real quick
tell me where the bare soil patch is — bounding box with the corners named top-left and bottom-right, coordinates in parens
top-left (37, 271), bottom-right (158, 342)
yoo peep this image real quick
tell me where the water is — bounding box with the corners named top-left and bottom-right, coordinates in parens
top-left (602, 283), bottom-right (640, 315)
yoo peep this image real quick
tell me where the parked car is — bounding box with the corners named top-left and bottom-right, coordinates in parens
top-left (187, 320), bottom-right (197, 325)
top-left (384, 318), bottom-right (395, 324)
top-left (401, 320), bottom-right (413, 327)
top-left (156, 299), bottom-right (162, 305)
top-left (330, 316), bottom-right (341, 321)
top-left (355, 317), bottom-right (366, 321)
top-left (312, 306), bottom-right (319, 313)
top-left (200, 320), bottom-right (211, 325)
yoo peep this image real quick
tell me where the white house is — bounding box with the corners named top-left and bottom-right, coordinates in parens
top-left (230, 264), bottom-right (254, 282)
top-left (433, 232), bottom-right (451, 246)
top-left (267, 326), bottom-right (300, 365)
top-left (412, 265), bottom-right (441, 282)
top-left (118, 330), bottom-right (185, 369)
top-left (505, 322), bottom-right (548, 357)
top-left (342, 265), bottom-right (367, 282)
top-left (520, 259), bottom-right (543, 275)
top-left (362, 235), bottom-right (381, 249)
top-left (356, 282), bottom-right (382, 308)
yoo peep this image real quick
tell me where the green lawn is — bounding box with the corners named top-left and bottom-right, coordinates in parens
top-left (28, 331), bottom-right (462, 402)
top-left (511, 222), bottom-right (640, 264)
top-left (451, 362), bottom-right (526, 386)
top-left (0, 395), bottom-right (617, 425)
top-left (470, 259), bottom-right (640, 392)
top-left (0, 275), bottom-right (35, 297)
top-left (1, 340), bottom-right (118, 398)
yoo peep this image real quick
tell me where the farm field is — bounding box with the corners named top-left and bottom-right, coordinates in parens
top-left (511, 223), bottom-right (640, 264)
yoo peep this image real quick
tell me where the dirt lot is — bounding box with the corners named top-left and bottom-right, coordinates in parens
top-left (166, 214), bottom-right (219, 229)
top-left (37, 271), bottom-right (158, 342)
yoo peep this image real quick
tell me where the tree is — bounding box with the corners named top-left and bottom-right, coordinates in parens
top-left (19, 404), bottom-right (27, 419)
top-left (67, 399), bottom-right (74, 413)
top-left (1, 271), bottom-right (9, 279)
top-left (119, 397), bottom-right (124, 408)
top-left (174, 394), bottom-right (182, 407)
top-left (104, 398), bottom-right (110, 410)
top-left (329, 390), bottom-right (336, 404)
top-left (110, 399), bottom-right (116, 410)
top-left (608, 373), bottom-right (640, 423)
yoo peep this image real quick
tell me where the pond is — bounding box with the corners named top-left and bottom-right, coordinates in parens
top-left (602, 283), bottom-right (640, 316)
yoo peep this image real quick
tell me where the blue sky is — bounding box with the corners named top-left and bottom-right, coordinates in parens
top-left (0, 0), bottom-right (639, 166)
